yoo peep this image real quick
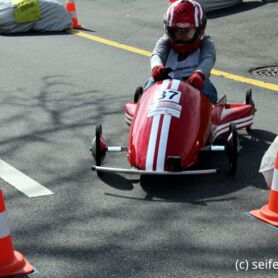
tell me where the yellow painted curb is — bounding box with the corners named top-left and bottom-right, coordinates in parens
top-left (69, 30), bottom-right (278, 92)
top-left (212, 69), bottom-right (278, 92)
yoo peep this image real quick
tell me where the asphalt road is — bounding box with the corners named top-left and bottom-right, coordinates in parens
top-left (1, 0), bottom-right (278, 277)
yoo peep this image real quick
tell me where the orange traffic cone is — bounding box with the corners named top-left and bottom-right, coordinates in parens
top-left (0, 190), bottom-right (33, 277)
top-left (250, 151), bottom-right (278, 226)
top-left (66, 0), bottom-right (82, 29)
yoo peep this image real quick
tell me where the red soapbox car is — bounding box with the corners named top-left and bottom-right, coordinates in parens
top-left (91, 78), bottom-right (255, 176)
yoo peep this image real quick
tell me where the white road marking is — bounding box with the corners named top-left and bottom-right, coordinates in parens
top-left (0, 159), bottom-right (54, 197)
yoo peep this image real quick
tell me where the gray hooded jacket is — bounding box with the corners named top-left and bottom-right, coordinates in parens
top-left (151, 34), bottom-right (216, 79)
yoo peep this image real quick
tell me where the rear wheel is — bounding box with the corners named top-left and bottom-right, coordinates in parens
top-left (245, 88), bottom-right (256, 134)
top-left (226, 123), bottom-right (239, 175)
top-left (134, 86), bottom-right (143, 102)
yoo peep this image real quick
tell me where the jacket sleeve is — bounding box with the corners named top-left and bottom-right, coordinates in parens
top-left (196, 35), bottom-right (216, 79)
top-left (150, 35), bottom-right (170, 70)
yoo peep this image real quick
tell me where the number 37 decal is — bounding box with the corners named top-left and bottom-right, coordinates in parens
top-left (157, 89), bottom-right (181, 103)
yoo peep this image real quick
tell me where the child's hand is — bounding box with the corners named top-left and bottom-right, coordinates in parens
top-left (152, 65), bottom-right (168, 81)
top-left (188, 71), bottom-right (205, 90)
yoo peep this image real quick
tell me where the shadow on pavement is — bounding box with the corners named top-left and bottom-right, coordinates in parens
top-left (98, 128), bottom-right (277, 204)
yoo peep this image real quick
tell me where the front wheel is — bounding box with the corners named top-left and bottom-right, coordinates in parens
top-left (91, 124), bottom-right (103, 166)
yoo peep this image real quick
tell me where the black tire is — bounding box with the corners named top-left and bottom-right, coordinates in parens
top-left (245, 89), bottom-right (256, 134)
top-left (245, 89), bottom-right (255, 109)
top-left (95, 124), bottom-right (102, 166)
top-left (134, 86), bottom-right (143, 102)
top-left (245, 88), bottom-right (251, 103)
top-left (226, 123), bottom-right (239, 175)
top-left (91, 124), bottom-right (102, 167)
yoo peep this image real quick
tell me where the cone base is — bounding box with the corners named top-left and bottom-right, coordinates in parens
top-left (250, 205), bottom-right (278, 227)
top-left (72, 24), bottom-right (82, 29)
top-left (71, 19), bottom-right (82, 29)
top-left (0, 250), bottom-right (33, 277)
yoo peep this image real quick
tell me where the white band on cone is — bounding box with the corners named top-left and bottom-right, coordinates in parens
top-left (271, 168), bottom-right (278, 192)
top-left (0, 211), bottom-right (10, 239)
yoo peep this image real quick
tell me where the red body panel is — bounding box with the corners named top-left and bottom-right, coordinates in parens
top-left (128, 79), bottom-right (213, 171)
top-left (124, 80), bottom-right (255, 172)
top-left (211, 103), bottom-right (254, 142)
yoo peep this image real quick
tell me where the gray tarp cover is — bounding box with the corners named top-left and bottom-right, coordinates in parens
top-left (0, 0), bottom-right (72, 33)
top-left (259, 136), bottom-right (278, 188)
top-left (196, 0), bottom-right (243, 12)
